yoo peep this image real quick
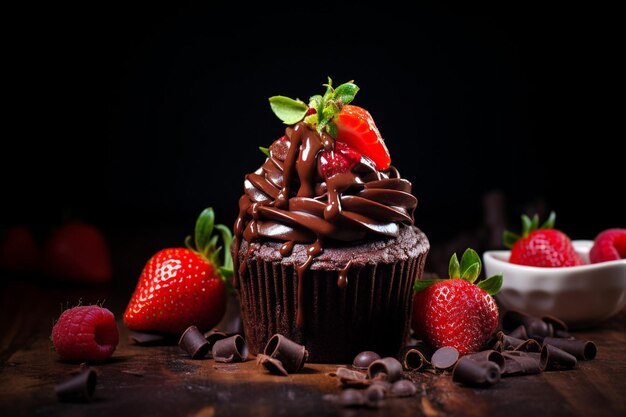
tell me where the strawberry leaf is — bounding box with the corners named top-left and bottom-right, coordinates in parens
top-left (308, 95), bottom-right (323, 110)
top-left (541, 211), bottom-right (556, 229)
top-left (326, 121), bottom-right (338, 138)
top-left (414, 278), bottom-right (447, 292)
top-left (304, 113), bottom-right (318, 127)
top-left (460, 248), bottom-right (481, 279)
top-left (448, 253), bottom-right (461, 278)
top-left (477, 273), bottom-right (503, 295)
top-left (503, 231), bottom-right (520, 248)
top-left (333, 81), bottom-right (359, 106)
top-left (214, 224), bottom-right (233, 272)
top-left (521, 214), bottom-right (532, 237)
top-left (195, 208), bottom-right (215, 254)
top-left (269, 96), bottom-right (308, 124)
top-left (259, 146), bottom-right (270, 157)
top-left (530, 214), bottom-right (539, 231)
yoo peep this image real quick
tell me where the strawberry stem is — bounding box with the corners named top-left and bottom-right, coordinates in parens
top-left (504, 211), bottom-right (557, 248)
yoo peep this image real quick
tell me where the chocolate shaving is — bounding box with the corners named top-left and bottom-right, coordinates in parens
top-left (464, 350), bottom-right (505, 370)
top-left (498, 331), bottom-right (525, 350)
top-left (390, 380), bottom-right (418, 397)
top-left (204, 329), bottom-right (229, 358)
top-left (542, 315), bottom-right (568, 333)
top-left (368, 357), bottom-right (403, 382)
top-left (336, 367), bottom-right (371, 388)
top-left (554, 329), bottom-right (574, 339)
top-left (129, 331), bottom-right (170, 346)
top-left (502, 310), bottom-right (551, 339)
top-left (508, 325), bottom-right (528, 340)
top-left (400, 347), bottom-right (428, 371)
top-left (256, 354), bottom-right (288, 376)
top-left (502, 351), bottom-right (542, 375)
top-left (431, 347), bottom-right (459, 370)
top-left (512, 339), bottom-right (542, 353)
top-left (264, 334), bottom-right (308, 373)
top-left (543, 337), bottom-right (597, 360)
top-left (213, 334), bottom-right (248, 363)
top-left (55, 368), bottom-right (97, 402)
top-left (540, 344), bottom-right (577, 371)
top-left (178, 326), bottom-right (210, 359)
top-left (352, 351), bottom-right (381, 370)
top-left (453, 357), bottom-right (501, 387)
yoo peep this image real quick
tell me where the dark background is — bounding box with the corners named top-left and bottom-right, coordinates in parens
top-left (2, 5), bottom-right (622, 278)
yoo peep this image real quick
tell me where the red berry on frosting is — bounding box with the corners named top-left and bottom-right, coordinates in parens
top-left (590, 228), bottom-right (626, 263)
top-left (124, 208), bottom-right (232, 336)
top-left (335, 105), bottom-right (391, 171)
top-left (52, 305), bottom-right (119, 362)
top-left (504, 212), bottom-right (583, 267)
top-left (412, 249), bottom-right (501, 355)
top-left (319, 142), bottom-right (361, 177)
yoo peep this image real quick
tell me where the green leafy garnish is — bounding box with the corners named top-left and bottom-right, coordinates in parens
top-left (259, 146), bottom-right (270, 157)
top-left (268, 96), bottom-right (308, 124)
top-left (504, 211), bottom-right (557, 248)
top-left (477, 273), bottom-right (503, 295)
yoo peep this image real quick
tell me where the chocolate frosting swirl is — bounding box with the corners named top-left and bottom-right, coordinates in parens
top-left (233, 121), bottom-right (418, 327)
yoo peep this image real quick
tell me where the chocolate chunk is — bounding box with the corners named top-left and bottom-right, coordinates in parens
top-left (55, 368), bottom-right (97, 402)
top-left (540, 344), bottom-right (577, 371)
top-left (498, 331), bottom-right (526, 351)
top-left (400, 347), bottom-right (428, 371)
top-left (390, 380), bottom-right (418, 397)
top-left (502, 351), bottom-right (542, 375)
top-left (264, 334), bottom-right (308, 373)
top-left (542, 315), bottom-right (568, 333)
top-left (431, 347), bottom-right (459, 370)
top-left (129, 331), bottom-right (170, 346)
top-left (178, 326), bottom-right (210, 359)
top-left (352, 351), bottom-right (381, 370)
top-left (204, 329), bottom-right (229, 358)
top-left (256, 354), bottom-right (288, 376)
top-left (368, 357), bottom-right (403, 382)
top-left (364, 385), bottom-right (385, 408)
top-left (512, 339), bottom-right (542, 353)
top-left (508, 325), bottom-right (528, 340)
top-left (213, 334), bottom-right (248, 363)
top-left (339, 389), bottom-right (365, 407)
top-left (336, 367), bottom-right (370, 388)
top-left (464, 350), bottom-right (505, 371)
top-left (543, 337), bottom-right (597, 360)
top-left (453, 357), bottom-right (501, 387)
top-left (502, 310), bottom-right (551, 339)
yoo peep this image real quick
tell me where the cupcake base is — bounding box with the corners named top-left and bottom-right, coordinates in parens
top-left (236, 226), bottom-right (429, 363)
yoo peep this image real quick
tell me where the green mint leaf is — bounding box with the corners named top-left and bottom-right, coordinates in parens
top-left (448, 253), bottom-right (461, 278)
top-left (541, 211), bottom-right (556, 229)
top-left (477, 273), bottom-right (503, 295)
top-left (269, 96), bottom-right (308, 124)
top-left (259, 146), bottom-right (270, 157)
top-left (414, 278), bottom-right (447, 292)
top-left (195, 208), bottom-right (215, 253)
top-left (461, 262), bottom-right (480, 283)
top-left (503, 231), bottom-right (520, 248)
top-left (326, 121), bottom-right (338, 138)
top-left (460, 248), bottom-right (482, 279)
top-left (333, 82), bottom-right (359, 105)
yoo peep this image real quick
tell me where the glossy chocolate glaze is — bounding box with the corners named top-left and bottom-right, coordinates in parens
top-left (233, 122), bottom-right (417, 327)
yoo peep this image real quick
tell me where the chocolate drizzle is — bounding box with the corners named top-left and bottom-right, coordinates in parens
top-left (233, 122), bottom-right (417, 327)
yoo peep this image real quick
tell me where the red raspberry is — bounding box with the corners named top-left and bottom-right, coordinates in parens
top-left (52, 306), bottom-right (119, 362)
top-left (590, 228), bottom-right (626, 263)
top-left (318, 141), bottom-right (362, 177)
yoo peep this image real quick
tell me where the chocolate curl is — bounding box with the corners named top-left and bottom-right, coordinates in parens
top-left (335, 367), bottom-right (370, 388)
top-left (55, 368), bottom-right (97, 402)
top-left (512, 339), bottom-right (542, 353)
top-left (431, 347), bottom-right (459, 370)
top-left (368, 357), bottom-right (403, 382)
top-left (400, 347), bottom-right (428, 371)
top-left (498, 331), bottom-right (526, 351)
top-left (390, 380), bottom-right (418, 397)
top-left (352, 351), bottom-right (381, 370)
top-left (213, 334), bottom-right (248, 363)
top-left (264, 334), bottom-right (308, 373)
top-left (542, 337), bottom-right (597, 360)
top-left (502, 310), bottom-right (551, 339)
top-left (204, 329), bottom-right (228, 359)
top-left (464, 350), bottom-right (505, 371)
top-left (507, 325), bottom-right (528, 340)
top-left (256, 354), bottom-right (288, 376)
top-left (502, 351), bottom-right (542, 375)
top-left (542, 315), bottom-right (568, 333)
top-left (453, 357), bottom-right (501, 387)
top-left (178, 326), bottom-right (210, 359)
top-left (540, 344), bottom-right (577, 371)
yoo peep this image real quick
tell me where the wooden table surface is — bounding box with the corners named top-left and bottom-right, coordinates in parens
top-left (1, 282), bottom-right (625, 417)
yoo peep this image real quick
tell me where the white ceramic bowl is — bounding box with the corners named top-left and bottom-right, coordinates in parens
top-left (483, 240), bottom-right (626, 328)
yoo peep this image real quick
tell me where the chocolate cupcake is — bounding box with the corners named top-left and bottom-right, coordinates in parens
top-left (233, 80), bottom-right (429, 362)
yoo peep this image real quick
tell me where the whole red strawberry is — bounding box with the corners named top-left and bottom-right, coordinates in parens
top-left (412, 249), bottom-right (502, 355)
top-left (590, 228), bottom-right (626, 263)
top-left (52, 305), bottom-right (119, 362)
top-left (42, 222), bottom-right (112, 283)
top-left (504, 212), bottom-right (583, 267)
top-left (124, 208), bottom-right (232, 336)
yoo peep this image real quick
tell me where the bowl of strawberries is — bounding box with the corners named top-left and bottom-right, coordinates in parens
top-left (483, 213), bottom-right (626, 328)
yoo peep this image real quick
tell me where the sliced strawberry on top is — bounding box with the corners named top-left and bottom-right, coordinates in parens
top-left (335, 105), bottom-right (391, 170)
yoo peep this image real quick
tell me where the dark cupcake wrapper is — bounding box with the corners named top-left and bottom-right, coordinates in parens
top-left (237, 247), bottom-right (427, 362)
